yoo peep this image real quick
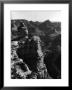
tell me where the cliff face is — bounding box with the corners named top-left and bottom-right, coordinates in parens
top-left (11, 19), bottom-right (61, 79)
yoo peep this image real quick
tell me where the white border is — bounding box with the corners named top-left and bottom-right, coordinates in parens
top-left (4, 4), bottom-right (69, 87)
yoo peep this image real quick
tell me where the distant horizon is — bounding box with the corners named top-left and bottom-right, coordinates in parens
top-left (11, 10), bottom-right (61, 22)
top-left (11, 19), bottom-right (61, 23)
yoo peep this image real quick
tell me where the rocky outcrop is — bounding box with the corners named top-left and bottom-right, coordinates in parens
top-left (11, 41), bottom-right (32, 79)
top-left (16, 35), bottom-right (50, 79)
top-left (11, 20), bottom-right (61, 79)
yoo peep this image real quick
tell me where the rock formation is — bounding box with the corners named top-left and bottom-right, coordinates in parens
top-left (11, 20), bottom-right (61, 79)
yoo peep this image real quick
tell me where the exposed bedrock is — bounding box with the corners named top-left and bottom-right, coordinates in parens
top-left (17, 35), bottom-right (49, 79)
top-left (11, 20), bottom-right (61, 79)
top-left (11, 41), bottom-right (32, 79)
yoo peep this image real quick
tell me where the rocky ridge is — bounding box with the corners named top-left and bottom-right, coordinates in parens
top-left (11, 19), bottom-right (61, 79)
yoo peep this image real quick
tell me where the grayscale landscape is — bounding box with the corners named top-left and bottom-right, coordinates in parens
top-left (11, 11), bottom-right (61, 79)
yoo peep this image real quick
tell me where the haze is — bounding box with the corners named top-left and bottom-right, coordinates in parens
top-left (11, 10), bottom-right (61, 22)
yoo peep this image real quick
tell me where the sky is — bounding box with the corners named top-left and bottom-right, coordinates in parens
top-left (11, 10), bottom-right (61, 22)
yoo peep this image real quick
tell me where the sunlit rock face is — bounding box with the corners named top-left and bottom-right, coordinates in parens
top-left (11, 41), bottom-right (32, 79)
top-left (11, 20), bottom-right (61, 79)
top-left (16, 35), bottom-right (49, 79)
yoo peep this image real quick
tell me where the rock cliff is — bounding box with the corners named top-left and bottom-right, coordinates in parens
top-left (11, 20), bottom-right (61, 79)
